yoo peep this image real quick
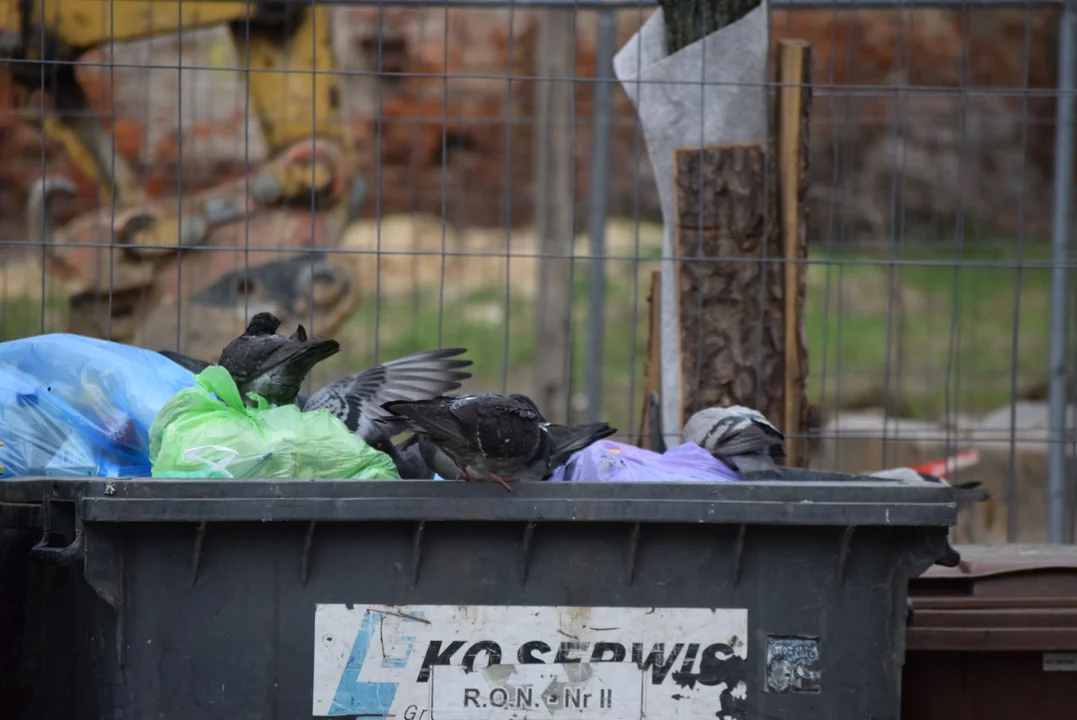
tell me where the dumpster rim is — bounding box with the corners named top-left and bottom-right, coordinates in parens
top-left (0, 477), bottom-right (963, 527)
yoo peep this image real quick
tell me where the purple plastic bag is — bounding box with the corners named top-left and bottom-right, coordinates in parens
top-left (547, 440), bottom-right (741, 483)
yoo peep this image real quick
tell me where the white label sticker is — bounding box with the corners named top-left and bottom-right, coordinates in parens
top-left (1043, 652), bottom-right (1077, 671)
top-left (430, 662), bottom-right (643, 720)
top-left (313, 605), bottom-right (748, 720)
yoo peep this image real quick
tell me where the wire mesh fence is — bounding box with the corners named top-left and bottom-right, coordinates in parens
top-left (0, 0), bottom-right (1074, 541)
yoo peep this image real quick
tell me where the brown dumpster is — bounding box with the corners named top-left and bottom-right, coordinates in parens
top-left (903, 545), bottom-right (1077, 720)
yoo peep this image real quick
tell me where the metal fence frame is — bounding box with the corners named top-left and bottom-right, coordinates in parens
top-left (2, 0), bottom-right (1073, 540)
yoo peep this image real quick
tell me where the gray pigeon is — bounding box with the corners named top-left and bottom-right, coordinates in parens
top-left (387, 431), bottom-right (458, 480)
top-left (217, 312), bottom-right (340, 407)
top-left (302, 347), bottom-right (473, 445)
top-left (682, 405), bottom-right (786, 475)
top-left (381, 393), bottom-right (616, 491)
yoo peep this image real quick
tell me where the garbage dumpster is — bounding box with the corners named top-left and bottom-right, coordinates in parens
top-left (0, 475), bottom-right (963, 720)
top-left (903, 544), bottom-right (1077, 720)
top-left (0, 485), bottom-right (41, 719)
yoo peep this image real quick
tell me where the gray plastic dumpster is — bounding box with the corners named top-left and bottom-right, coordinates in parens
top-left (0, 475), bottom-right (962, 720)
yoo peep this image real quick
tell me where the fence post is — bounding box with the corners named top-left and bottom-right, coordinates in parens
top-left (1048, 0), bottom-right (1077, 544)
top-left (585, 9), bottom-right (616, 423)
top-left (534, 8), bottom-right (577, 423)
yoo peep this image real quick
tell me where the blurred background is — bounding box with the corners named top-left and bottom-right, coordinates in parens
top-left (1, 1), bottom-right (1074, 542)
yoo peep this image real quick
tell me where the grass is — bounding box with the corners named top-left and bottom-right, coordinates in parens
top-left (805, 242), bottom-right (1055, 420)
top-left (310, 230), bottom-right (1059, 436)
top-left (1, 222), bottom-right (1062, 437)
top-left (0, 295), bottom-right (70, 340)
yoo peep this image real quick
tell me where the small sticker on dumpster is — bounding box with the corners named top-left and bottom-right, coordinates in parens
top-left (765, 635), bottom-right (821, 694)
top-left (313, 605), bottom-right (748, 719)
top-left (1043, 652), bottom-right (1077, 671)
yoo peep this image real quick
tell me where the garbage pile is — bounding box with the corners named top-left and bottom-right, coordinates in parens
top-left (0, 314), bottom-right (983, 492)
top-left (0, 315), bottom-right (739, 484)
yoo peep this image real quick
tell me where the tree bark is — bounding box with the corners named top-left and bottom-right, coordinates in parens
top-left (656, 0), bottom-right (763, 54)
top-left (674, 143), bottom-right (787, 427)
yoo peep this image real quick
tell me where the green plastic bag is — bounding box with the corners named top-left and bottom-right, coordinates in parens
top-left (149, 366), bottom-right (400, 480)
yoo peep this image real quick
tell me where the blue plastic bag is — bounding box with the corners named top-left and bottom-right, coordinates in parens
top-left (547, 440), bottom-right (742, 483)
top-left (0, 334), bottom-right (197, 478)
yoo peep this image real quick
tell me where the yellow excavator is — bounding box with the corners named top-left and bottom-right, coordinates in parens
top-left (0, 0), bottom-right (363, 353)
top-left (2, 0), bottom-right (350, 213)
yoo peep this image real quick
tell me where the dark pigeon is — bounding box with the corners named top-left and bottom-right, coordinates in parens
top-left (301, 347), bottom-right (473, 445)
top-left (682, 405), bottom-right (786, 475)
top-left (381, 393), bottom-right (616, 491)
top-left (507, 392), bottom-right (617, 471)
top-left (365, 431), bottom-right (434, 480)
top-left (217, 312), bottom-right (340, 407)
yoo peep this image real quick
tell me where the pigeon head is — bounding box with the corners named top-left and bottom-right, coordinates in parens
top-left (245, 312), bottom-right (282, 336)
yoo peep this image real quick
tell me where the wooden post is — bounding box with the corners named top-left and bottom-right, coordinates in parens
top-left (777, 39), bottom-right (812, 467)
top-left (533, 10), bottom-right (576, 424)
top-left (639, 270), bottom-right (663, 449)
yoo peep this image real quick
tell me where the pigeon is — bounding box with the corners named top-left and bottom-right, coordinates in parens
top-left (681, 405), bottom-right (786, 475)
top-left (366, 431), bottom-right (434, 480)
top-left (302, 347), bottom-right (473, 445)
top-left (386, 431), bottom-right (459, 480)
top-left (159, 324), bottom-right (318, 379)
top-left (502, 393), bottom-right (618, 470)
top-left (217, 312), bottom-right (340, 407)
top-left (647, 391), bottom-right (667, 454)
top-left (381, 393), bottom-right (616, 491)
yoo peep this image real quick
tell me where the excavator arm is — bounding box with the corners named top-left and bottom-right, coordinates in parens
top-left (1, 0), bottom-right (349, 216)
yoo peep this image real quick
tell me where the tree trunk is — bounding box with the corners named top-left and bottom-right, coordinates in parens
top-left (656, 0), bottom-right (762, 54)
top-left (674, 143), bottom-right (787, 427)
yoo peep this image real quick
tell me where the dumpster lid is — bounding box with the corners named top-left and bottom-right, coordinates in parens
top-left (907, 545), bottom-right (1077, 652)
top-left (0, 475), bottom-right (964, 526)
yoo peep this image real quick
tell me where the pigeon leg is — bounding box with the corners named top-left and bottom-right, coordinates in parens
top-left (488, 473), bottom-right (516, 493)
top-left (456, 468), bottom-right (475, 481)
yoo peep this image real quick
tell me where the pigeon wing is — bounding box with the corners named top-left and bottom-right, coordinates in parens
top-left (382, 397), bottom-right (473, 448)
top-left (304, 348), bottom-right (473, 440)
top-left (452, 395), bottom-right (544, 460)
